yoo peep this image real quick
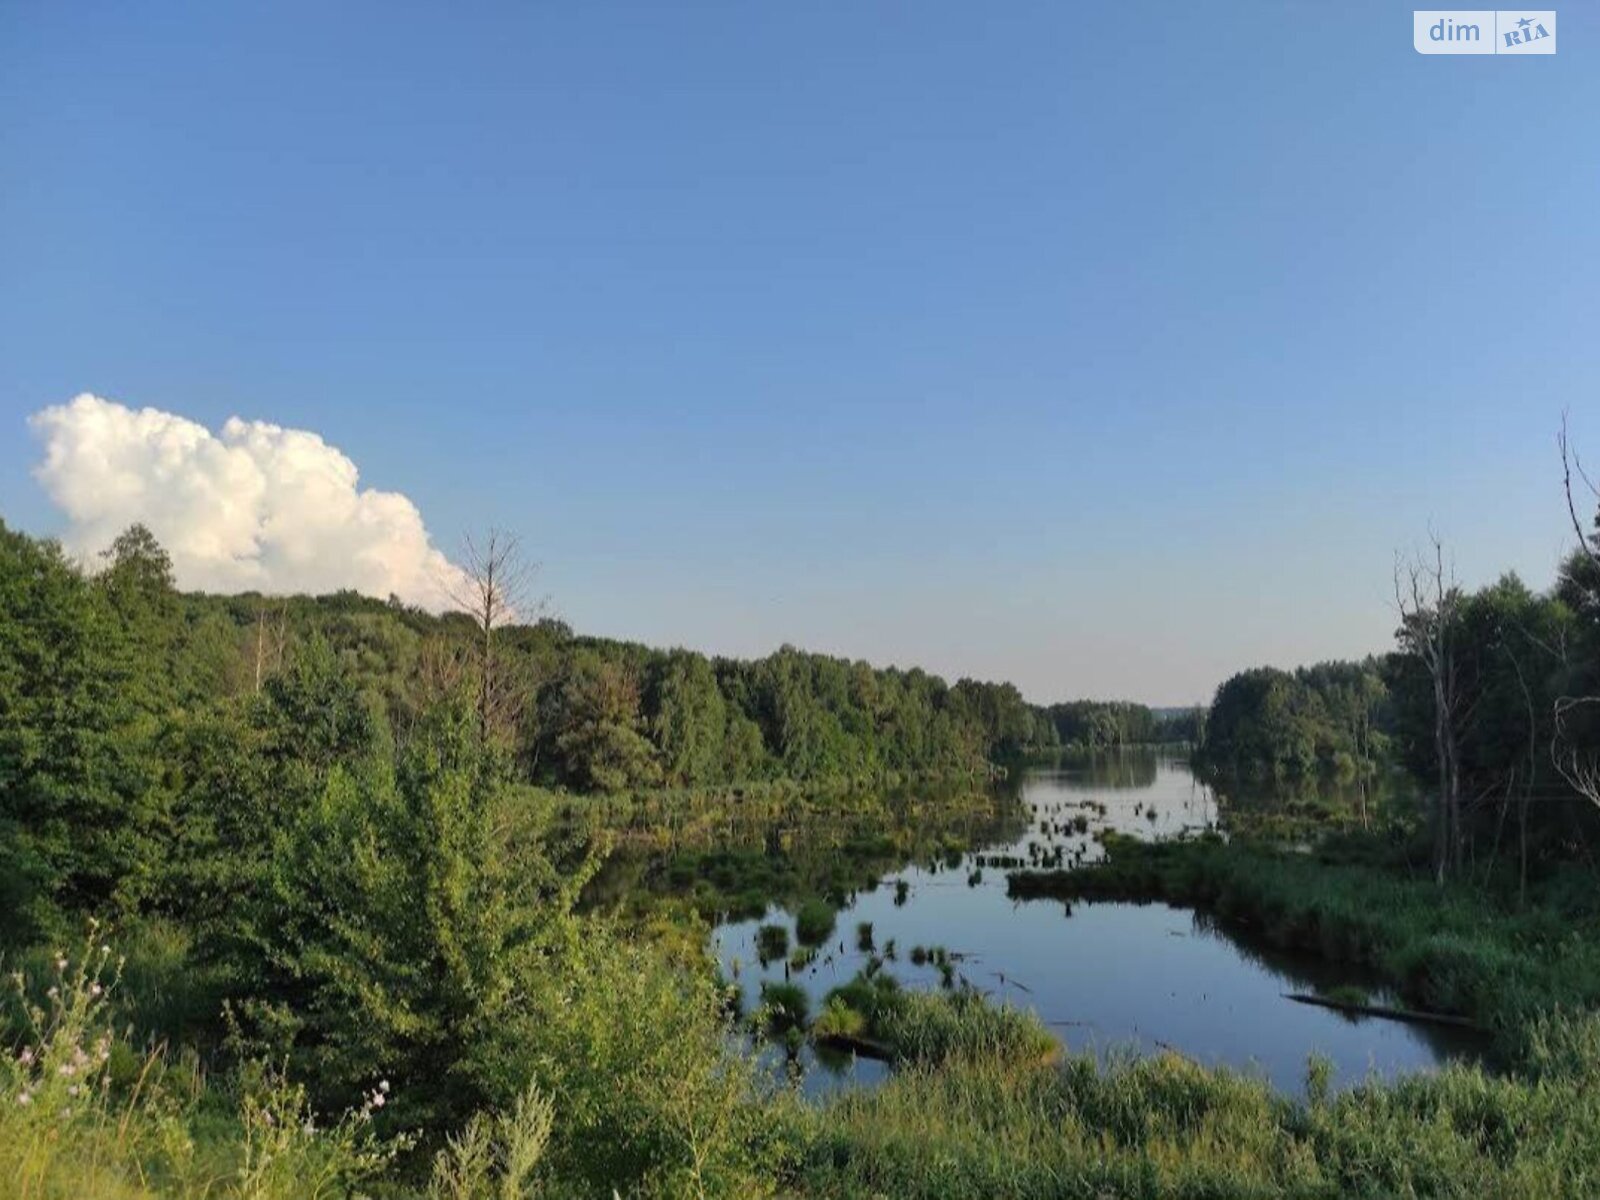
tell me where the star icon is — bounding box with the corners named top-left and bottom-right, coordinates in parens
top-left (1517, 16), bottom-right (1533, 29)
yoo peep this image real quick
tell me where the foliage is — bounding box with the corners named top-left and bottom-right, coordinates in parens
top-left (1197, 660), bottom-right (1389, 778)
top-left (0, 931), bottom-right (403, 1199)
top-left (0, 523), bottom-right (166, 941)
top-left (800, 1026), bottom-right (1600, 1198)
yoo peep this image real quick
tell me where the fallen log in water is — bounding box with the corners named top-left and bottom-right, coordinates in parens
top-left (1282, 993), bottom-right (1488, 1032)
top-left (812, 1032), bottom-right (896, 1062)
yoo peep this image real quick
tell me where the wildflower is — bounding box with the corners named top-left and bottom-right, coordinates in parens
top-left (371, 1092), bottom-right (386, 1108)
top-left (18, 1047), bottom-right (33, 1065)
top-left (379, 1079), bottom-right (390, 1093)
top-left (46, 987), bottom-right (58, 999)
top-left (100, 944), bottom-right (110, 956)
top-left (58, 1064), bottom-right (75, 1078)
top-left (89, 983), bottom-right (102, 998)
top-left (68, 1085), bottom-right (80, 1098)
top-left (17, 1092), bottom-right (31, 1107)
top-left (55, 957), bottom-right (67, 972)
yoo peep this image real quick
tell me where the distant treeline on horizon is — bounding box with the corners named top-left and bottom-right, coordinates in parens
top-left (1, 521), bottom-right (1200, 815)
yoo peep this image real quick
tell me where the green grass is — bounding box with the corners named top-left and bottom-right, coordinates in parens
top-left (816, 971), bottom-right (1053, 1069)
top-left (13, 912), bottom-right (1600, 1197)
top-left (799, 1020), bottom-right (1600, 1198)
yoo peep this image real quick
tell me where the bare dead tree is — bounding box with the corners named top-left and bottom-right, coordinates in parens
top-left (1395, 536), bottom-right (1464, 883)
top-left (252, 598), bottom-right (289, 693)
top-left (1559, 413), bottom-right (1600, 572)
top-left (1553, 416), bottom-right (1600, 815)
top-left (449, 530), bottom-right (537, 744)
top-left (1553, 696), bottom-right (1600, 814)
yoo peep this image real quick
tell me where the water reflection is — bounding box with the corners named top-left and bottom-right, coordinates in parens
top-left (591, 752), bottom-right (1487, 1097)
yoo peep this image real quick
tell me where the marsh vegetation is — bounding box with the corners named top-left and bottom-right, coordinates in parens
top-left (5, 517), bottom-right (1600, 1196)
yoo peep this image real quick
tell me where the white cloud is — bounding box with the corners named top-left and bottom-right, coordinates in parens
top-left (29, 393), bottom-right (470, 609)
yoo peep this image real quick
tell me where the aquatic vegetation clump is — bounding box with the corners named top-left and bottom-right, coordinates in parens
top-left (794, 899), bottom-right (837, 947)
top-left (759, 980), bottom-right (811, 1034)
top-left (812, 997), bottom-right (868, 1041)
top-left (756, 922), bottom-right (790, 961)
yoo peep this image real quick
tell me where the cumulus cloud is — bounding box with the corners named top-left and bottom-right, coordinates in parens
top-left (29, 393), bottom-right (471, 609)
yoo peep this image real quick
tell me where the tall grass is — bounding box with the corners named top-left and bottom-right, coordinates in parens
top-left (0, 929), bottom-right (402, 1199)
top-left (803, 1017), bottom-right (1600, 1197)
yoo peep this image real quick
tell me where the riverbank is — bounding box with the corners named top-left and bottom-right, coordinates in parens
top-left (1008, 832), bottom-right (1600, 1065)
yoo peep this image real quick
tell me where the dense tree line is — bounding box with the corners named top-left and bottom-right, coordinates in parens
top-left (1196, 660), bottom-right (1390, 778)
top-left (1196, 489), bottom-right (1600, 883)
top-left (0, 520), bottom-right (1074, 938)
top-left (1045, 700), bottom-right (1202, 749)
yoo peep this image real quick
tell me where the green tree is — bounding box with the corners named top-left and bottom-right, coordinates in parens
top-left (555, 652), bottom-right (660, 792)
top-left (0, 524), bottom-right (161, 939)
top-left (646, 650), bottom-right (727, 786)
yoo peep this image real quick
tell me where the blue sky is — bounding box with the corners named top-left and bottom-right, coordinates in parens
top-left (2, 2), bottom-right (1597, 703)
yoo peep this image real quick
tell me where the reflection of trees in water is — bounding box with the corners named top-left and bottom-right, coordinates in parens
top-left (1026, 748), bottom-right (1165, 790)
top-left (580, 785), bottom-right (1032, 915)
top-left (1210, 769), bottom-right (1424, 835)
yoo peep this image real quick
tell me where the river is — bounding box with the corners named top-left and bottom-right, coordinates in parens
top-left (705, 752), bottom-right (1487, 1096)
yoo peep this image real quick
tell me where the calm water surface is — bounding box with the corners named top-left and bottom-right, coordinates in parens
top-left (711, 754), bottom-right (1486, 1097)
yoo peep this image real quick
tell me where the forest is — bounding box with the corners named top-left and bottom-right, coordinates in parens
top-left (1195, 525), bottom-right (1600, 886)
top-left (4, 486), bottom-right (1600, 1196)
